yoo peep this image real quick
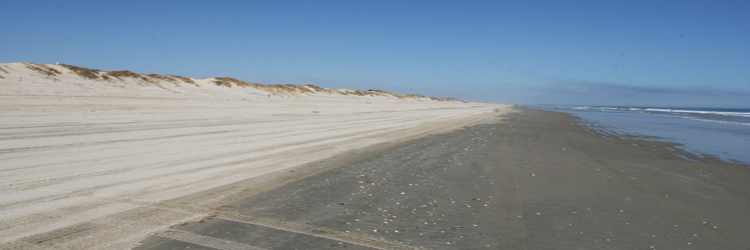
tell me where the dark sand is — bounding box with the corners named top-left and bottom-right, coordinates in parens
top-left (136, 108), bottom-right (750, 249)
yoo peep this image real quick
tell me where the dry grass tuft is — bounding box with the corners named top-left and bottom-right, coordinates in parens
top-left (337, 89), bottom-right (397, 97)
top-left (147, 74), bottom-right (179, 84)
top-left (169, 75), bottom-right (195, 84)
top-left (302, 84), bottom-right (338, 94)
top-left (215, 80), bottom-right (231, 87)
top-left (350, 90), bottom-right (370, 96)
top-left (392, 93), bottom-right (429, 99)
top-left (430, 97), bottom-right (463, 102)
top-left (304, 84), bottom-right (326, 91)
top-left (106, 70), bottom-right (154, 83)
top-left (106, 70), bottom-right (140, 79)
top-left (23, 63), bottom-right (62, 76)
top-left (255, 84), bottom-right (329, 94)
top-left (213, 77), bottom-right (261, 88)
top-left (0, 66), bottom-right (9, 74)
top-left (147, 74), bottom-right (197, 86)
top-left (280, 84), bottom-right (311, 93)
top-left (61, 64), bottom-right (105, 80)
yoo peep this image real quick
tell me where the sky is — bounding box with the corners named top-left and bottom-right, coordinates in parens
top-left (3, 0), bottom-right (749, 108)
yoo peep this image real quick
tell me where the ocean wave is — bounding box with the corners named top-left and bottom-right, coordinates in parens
top-left (566, 106), bottom-right (750, 118)
top-left (683, 117), bottom-right (750, 126)
top-left (539, 105), bottom-right (750, 126)
top-left (663, 109), bottom-right (750, 117)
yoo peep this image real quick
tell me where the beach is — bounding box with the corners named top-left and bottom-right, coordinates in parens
top-left (130, 108), bottom-right (750, 250)
top-left (2, 63), bottom-right (750, 249)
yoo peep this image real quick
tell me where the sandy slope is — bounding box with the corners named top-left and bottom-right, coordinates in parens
top-left (0, 63), bottom-right (510, 249)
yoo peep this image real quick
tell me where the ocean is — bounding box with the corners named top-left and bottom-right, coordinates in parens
top-left (535, 106), bottom-right (750, 166)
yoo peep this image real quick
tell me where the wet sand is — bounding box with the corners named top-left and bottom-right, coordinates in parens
top-left (135, 108), bottom-right (750, 249)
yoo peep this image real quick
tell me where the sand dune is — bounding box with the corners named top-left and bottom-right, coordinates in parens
top-left (0, 63), bottom-right (509, 249)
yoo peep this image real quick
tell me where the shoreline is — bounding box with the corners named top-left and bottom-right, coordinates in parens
top-left (562, 109), bottom-right (748, 167)
top-left (535, 105), bottom-right (750, 166)
top-left (135, 108), bottom-right (750, 249)
top-left (503, 108), bottom-right (750, 249)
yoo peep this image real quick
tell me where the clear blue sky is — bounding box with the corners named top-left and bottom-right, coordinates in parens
top-left (3, 0), bottom-right (749, 107)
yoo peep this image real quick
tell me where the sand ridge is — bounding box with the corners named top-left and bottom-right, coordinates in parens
top-left (0, 62), bottom-right (462, 101)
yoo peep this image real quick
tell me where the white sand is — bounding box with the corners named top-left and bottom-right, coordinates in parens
top-left (0, 63), bottom-right (510, 249)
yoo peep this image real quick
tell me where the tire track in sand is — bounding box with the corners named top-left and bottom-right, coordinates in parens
top-left (0, 98), bottom-right (508, 249)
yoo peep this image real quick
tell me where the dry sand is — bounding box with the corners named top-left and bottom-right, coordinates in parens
top-left (0, 63), bottom-right (510, 249)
